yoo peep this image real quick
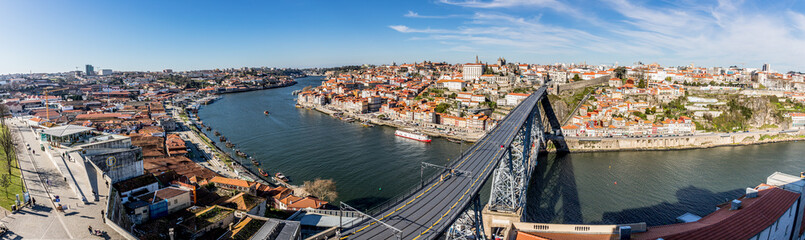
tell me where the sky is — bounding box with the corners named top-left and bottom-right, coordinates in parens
top-left (2, 0), bottom-right (805, 74)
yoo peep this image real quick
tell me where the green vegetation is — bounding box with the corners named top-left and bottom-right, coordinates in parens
top-left (434, 103), bottom-right (451, 113)
top-left (759, 124), bottom-right (779, 129)
top-left (614, 67), bottom-right (627, 79)
top-left (511, 87), bottom-right (531, 94)
top-left (572, 74), bottom-right (581, 82)
top-left (0, 126), bottom-right (24, 210)
top-left (699, 98), bottom-right (753, 132)
top-left (264, 207), bottom-right (293, 219)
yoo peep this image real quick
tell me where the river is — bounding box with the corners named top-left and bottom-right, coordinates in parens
top-left (198, 76), bottom-right (804, 226)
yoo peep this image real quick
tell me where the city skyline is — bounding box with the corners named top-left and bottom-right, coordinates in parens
top-left (2, 0), bottom-right (805, 74)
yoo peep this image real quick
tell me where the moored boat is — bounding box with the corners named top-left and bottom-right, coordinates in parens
top-left (259, 168), bottom-right (268, 177)
top-left (264, 110), bottom-right (270, 115)
top-left (275, 172), bottom-right (289, 182)
top-left (395, 129), bottom-right (432, 143)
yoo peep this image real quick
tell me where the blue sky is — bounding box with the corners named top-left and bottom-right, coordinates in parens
top-left (2, 0), bottom-right (805, 74)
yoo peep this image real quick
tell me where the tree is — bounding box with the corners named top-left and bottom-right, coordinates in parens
top-left (434, 103), bottom-right (451, 113)
top-left (572, 74), bottom-right (581, 82)
top-left (0, 104), bottom-right (8, 126)
top-left (614, 67), bottom-right (627, 79)
top-left (303, 178), bottom-right (338, 202)
top-left (0, 174), bottom-right (10, 198)
top-left (0, 128), bottom-right (13, 175)
top-left (638, 78), bottom-right (647, 88)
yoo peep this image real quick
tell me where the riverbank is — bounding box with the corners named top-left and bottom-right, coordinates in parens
top-left (300, 104), bottom-right (484, 142)
top-left (564, 129), bottom-right (805, 152)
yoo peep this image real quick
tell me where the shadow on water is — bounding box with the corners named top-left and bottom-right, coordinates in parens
top-left (598, 186), bottom-right (743, 226)
top-left (524, 152), bottom-right (583, 224)
top-left (343, 196), bottom-right (389, 211)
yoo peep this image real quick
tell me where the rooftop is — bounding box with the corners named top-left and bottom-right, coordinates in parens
top-left (41, 124), bottom-right (93, 137)
top-left (634, 186), bottom-right (800, 240)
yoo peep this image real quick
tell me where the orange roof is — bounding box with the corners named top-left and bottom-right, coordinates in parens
top-left (210, 176), bottom-right (254, 189)
top-left (635, 186), bottom-right (800, 240)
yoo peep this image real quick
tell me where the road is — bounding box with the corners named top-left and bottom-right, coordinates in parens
top-left (340, 87), bottom-right (546, 240)
top-left (1, 118), bottom-right (121, 239)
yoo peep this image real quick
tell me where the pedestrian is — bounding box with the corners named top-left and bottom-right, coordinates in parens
top-left (88, 226), bottom-right (92, 233)
top-left (32, 197), bottom-right (35, 205)
top-left (101, 210), bottom-right (105, 223)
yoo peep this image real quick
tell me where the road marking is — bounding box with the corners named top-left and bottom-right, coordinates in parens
top-left (340, 115), bottom-right (509, 239)
top-left (343, 94), bottom-right (540, 240)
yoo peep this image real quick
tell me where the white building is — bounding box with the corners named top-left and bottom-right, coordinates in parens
top-left (463, 63), bottom-right (483, 81)
top-left (504, 93), bottom-right (530, 106)
top-left (98, 69), bottom-right (113, 76)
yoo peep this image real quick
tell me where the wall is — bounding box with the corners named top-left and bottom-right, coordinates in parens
top-left (553, 75), bottom-right (611, 94)
top-left (565, 130), bottom-right (805, 152)
top-left (86, 148), bottom-right (143, 183)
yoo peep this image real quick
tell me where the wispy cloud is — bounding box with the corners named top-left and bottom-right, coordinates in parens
top-left (404, 11), bottom-right (466, 19)
top-left (390, 0), bottom-right (805, 70)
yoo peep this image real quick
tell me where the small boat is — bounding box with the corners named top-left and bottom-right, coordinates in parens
top-left (214, 131), bottom-right (221, 136)
top-left (275, 172), bottom-right (289, 182)
top-left (258, 168), bottom-right (268, 177)
top-left (264, 110), bottom-right (270, 115)
top-left (361, 121), bottom-right (374, 127)
top-left (251, 159), bottom-right (260, 166)
top-left (205, 126), bottom-right (211, 131)
top-left (447, 138), bottom-right (463, 144)
top-left (395, 129), bottom-right (432, 143)
top-left (225, 142), bottom-right (235, 148)
top-left (220, 136), bottom-right (227, 142)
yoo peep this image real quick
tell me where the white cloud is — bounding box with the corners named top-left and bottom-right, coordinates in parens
top-left (390, 0), bottom-right (805, 71)
top-left (404, 11), bottom-right (466, 19)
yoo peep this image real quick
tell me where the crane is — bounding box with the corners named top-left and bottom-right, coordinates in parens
top-left (43, 87), bottom-right (68, 122)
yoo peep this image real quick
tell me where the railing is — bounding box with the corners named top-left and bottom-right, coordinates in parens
top-left (361, 89), bottom-right (545, 217)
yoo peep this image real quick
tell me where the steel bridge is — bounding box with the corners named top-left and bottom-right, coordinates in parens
top-left (338, 85), bottom-right (568, 240)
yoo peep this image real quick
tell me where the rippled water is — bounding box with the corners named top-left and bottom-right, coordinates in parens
top-left (199, 76), bottom-right (804, 225)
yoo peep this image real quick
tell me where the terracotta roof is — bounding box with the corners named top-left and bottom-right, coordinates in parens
top-left (210, 176), bottom-right (254, 189)
top-left (635, 186), bottom-right (800, 240)
top-left (516, 231), bottom-right (615, 240)
top-left (154, 187), bottom-right (189, 202)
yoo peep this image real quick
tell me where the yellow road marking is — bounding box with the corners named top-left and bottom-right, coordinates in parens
top-left (342, 95), bottom-right (537, 240)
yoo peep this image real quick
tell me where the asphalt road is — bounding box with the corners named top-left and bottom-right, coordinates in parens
top-left (340, 87), bottom-right (547, 240)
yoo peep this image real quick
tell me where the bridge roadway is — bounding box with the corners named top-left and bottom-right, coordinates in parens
top-left (341, 86), bottom-right (547, 240)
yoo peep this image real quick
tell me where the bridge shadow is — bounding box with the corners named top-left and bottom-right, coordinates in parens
top-left (597, 186), bottom-right (743, 226)
top-left (524, 153), bottom-right (583, 224)
top-left (343, 196), bottom-right (389, 212)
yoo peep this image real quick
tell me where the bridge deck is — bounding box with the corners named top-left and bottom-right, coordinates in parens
top-left (341, 87), bottom-right (546, 240)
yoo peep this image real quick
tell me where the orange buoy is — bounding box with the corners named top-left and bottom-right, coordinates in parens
top-left (614, 181), bottom-right (618, 185)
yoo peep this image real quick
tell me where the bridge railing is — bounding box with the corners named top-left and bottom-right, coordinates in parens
top-left (362, 88), bottom-right (545, 218)
top-left (365, 166), bottom-right (447, 216)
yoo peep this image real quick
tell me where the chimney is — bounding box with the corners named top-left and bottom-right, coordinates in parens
top-left (618, 226), bottom-right (631, 240)
top-left (730, 199), bottom-right (742, 210)
top-left (745, 188), bottom-right (758, 198)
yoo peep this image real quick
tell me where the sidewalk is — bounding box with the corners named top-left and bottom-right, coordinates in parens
top-left (1, 119), bottom-right (121, 239)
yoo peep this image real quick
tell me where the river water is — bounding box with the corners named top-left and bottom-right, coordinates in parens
top-left (198, 76), bottom-right (804, 226)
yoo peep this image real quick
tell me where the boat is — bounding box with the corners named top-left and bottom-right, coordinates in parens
top-left (258, 168), bottom-right (268, 177)
top-left (361, 121), bottom-right (374, 127)
top-left (264, 110), bottom-right (270, 115)
top-left (225, 142), bottom-right (235, 148)
top-left (214, 131), bottom-right (221, 136)
top-left (219, 136), bottom-right (227, 142)
top-left (395, 129), bottom-right (432, 143)
top-left (275, 172), bottom-right (289, 182)
top-left (205, 126), bottom-right (211, 131)
top-left (447, 138), bottom-right (463, 144)
top-left (251, 159), bottom-right (260, 166)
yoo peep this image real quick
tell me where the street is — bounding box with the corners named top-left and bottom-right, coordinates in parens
top-left (0, 118), bottom-right (121, 239)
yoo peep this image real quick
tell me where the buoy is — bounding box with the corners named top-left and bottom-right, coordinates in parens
top-left (614, 181), bottom-right (618, 185)
top-left (379, 188), bottom-right (382, 191)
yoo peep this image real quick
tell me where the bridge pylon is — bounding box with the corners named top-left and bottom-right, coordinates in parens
top-left (482, 93), bottom-right (568, 239)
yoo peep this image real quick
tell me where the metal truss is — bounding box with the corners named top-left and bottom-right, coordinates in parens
top-left (445, 196), bottom-right (485, 240)
top-left (488, 102), bottom-right (544, 213)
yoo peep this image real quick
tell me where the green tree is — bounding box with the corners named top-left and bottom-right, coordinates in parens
top-left (614, 67), bottom-right (627, 79)
top-left (0, 174), bottom-right (10, 198)
top-left (572, 74), bottom-right (581, 82)
top-left (638, 78), bottom-right (647, 88)
top-left (435, 103), bottom-right (451, 113)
